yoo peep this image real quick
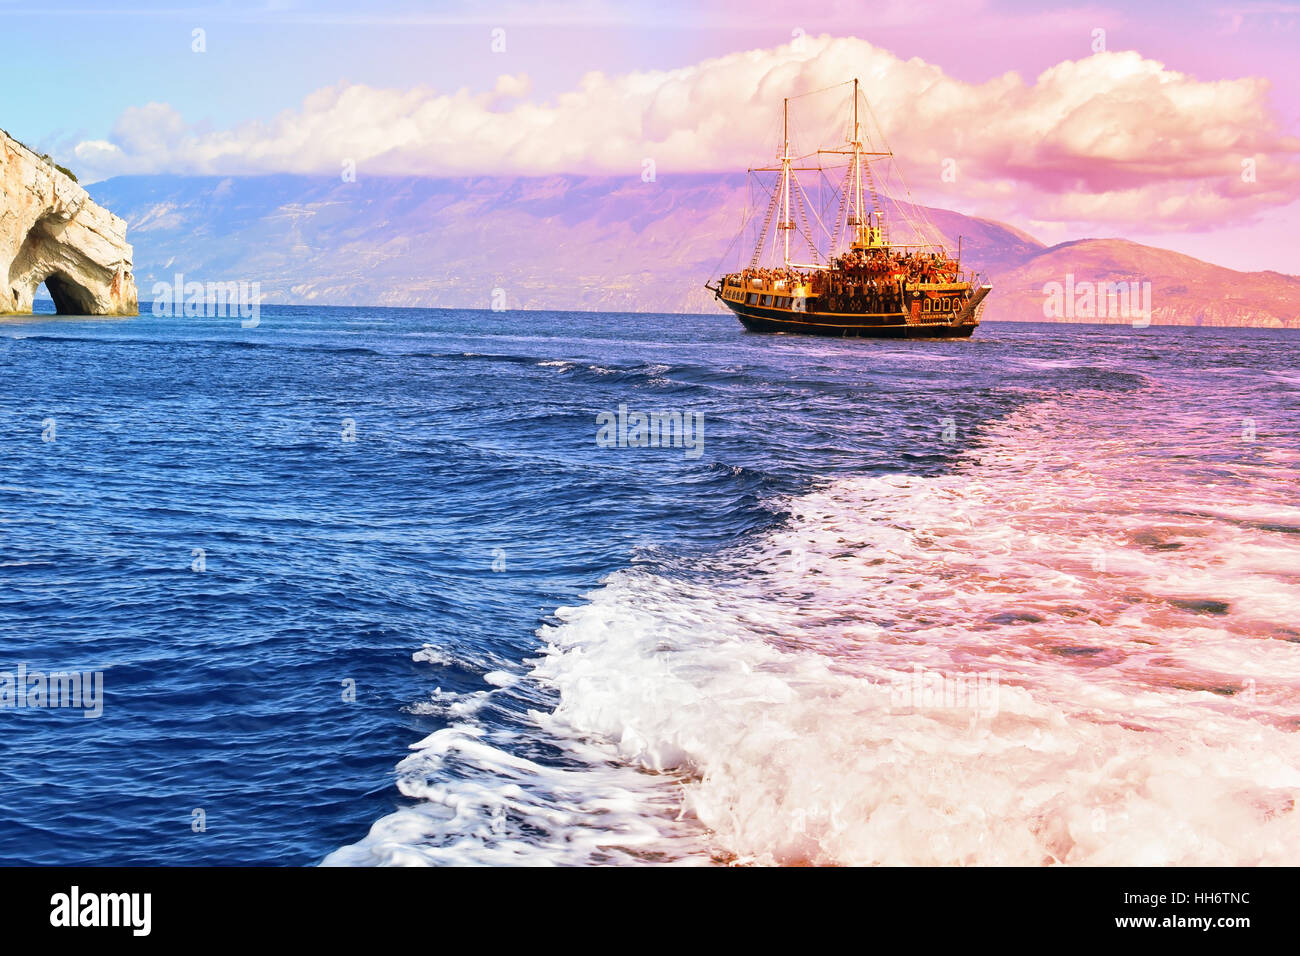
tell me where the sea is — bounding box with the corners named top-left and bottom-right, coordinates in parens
top-left (0, 305), bottom-right (1297, 866)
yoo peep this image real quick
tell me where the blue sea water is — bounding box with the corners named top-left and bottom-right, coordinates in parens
top-left (1, 306), bottom-right (1297, 866)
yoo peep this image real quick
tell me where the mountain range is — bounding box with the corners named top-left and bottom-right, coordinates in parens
top-left (84, 174), bottom-right (1300, 328)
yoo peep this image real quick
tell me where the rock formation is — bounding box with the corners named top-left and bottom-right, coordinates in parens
top-left (1, 129), bottom-right (137, 315)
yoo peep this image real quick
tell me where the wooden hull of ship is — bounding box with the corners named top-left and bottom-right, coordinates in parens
top-left (722, 299), bottom-right (977, 339)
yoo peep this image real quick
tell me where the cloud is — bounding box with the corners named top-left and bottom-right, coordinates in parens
top-left (74, 34), bottom-right (1300, 234)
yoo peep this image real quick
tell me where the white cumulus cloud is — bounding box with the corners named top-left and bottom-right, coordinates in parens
top-left (74, 35), bottom-right (1300, 234)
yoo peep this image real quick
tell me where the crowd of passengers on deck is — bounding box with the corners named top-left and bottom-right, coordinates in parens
top-left (729, 250), bottom-right (959, 292)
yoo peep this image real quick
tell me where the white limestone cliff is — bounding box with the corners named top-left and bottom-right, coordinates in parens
top-left (1, 129), bottom-right (137, 315)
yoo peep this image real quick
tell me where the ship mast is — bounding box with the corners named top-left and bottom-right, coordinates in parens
top-left (779, 97), bottom-right (792, 267)
top-left (750, 79), bottom-right (899, 269)
top-left (725, 78), bottom-right (955, 283)
top-left (853, 78), bottom-right (864, 247)
top-left (826, 78), bottom-right (887, 252)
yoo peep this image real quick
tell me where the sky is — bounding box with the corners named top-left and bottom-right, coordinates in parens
top-left (2, 0), bottom-right (1298, 273)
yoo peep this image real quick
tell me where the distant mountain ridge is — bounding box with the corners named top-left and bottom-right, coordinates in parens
top-left (995, 239), bottom-right (1300, 328)
top-left (86, 174), bottom-right (1300, 328)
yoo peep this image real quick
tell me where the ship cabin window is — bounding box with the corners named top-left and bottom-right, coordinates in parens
top-left (922, 298), bottom-right (932, 312)
top-left (747, 293), bottom-right (759, 305)
top-left (761, 295), bottom-right (773, 306)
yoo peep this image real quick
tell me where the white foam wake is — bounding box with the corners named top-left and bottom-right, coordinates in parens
top-left (331, 393), bottom-right (1300, 866)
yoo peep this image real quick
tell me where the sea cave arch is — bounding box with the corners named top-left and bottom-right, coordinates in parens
top-left (38, 272), bottom-right (100, 315)
top-left (6, 213), bottom-right (104, 315)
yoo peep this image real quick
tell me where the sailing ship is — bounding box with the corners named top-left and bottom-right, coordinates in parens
top-left (706, 79), bottom-right (991, 338)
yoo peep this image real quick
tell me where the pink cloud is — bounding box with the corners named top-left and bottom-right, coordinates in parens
top-left (74, 34), bottom-right (1300, 237)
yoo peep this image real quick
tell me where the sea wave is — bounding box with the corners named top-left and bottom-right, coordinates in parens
top-left (331, 393), bottom-right (1300, 865)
